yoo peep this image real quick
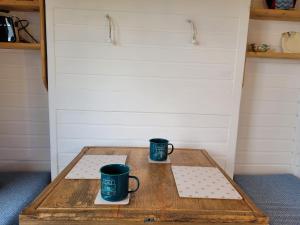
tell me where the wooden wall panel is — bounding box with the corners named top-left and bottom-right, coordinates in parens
top-left (236, 28), bottom-right (300, 175)
top-left (0, 12), bottom-right (50, 171)
top-left (46, 0), bottom-right (251, 178)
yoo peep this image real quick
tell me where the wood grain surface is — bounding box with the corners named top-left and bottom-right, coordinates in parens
top-left (20, 147), bottom-right (268, 225)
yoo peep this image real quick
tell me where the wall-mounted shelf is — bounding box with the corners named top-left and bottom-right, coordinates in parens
top-left (0, 42), bottom-right (40, 49)
top-left (247, 51), bottom-right (300, 60)
top-left (0, 0), bottom-right (39, 11)
top-left (250, 8), bottom-right (300, 21)
top-left (0, 0), bottom-right (47, 90)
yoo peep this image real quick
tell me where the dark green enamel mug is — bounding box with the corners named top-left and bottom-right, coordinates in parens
top-left (149, 138), bottom-right (174, 161)
top-left (100, 164), bottom-right (140, 202)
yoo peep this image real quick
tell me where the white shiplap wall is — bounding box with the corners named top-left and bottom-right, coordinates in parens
top-left (235, 0), bottom-right (300, 174)
top-left (46, 0), bottom-right (251, 178)
top-left (0, 12), bottom-right (50, 171)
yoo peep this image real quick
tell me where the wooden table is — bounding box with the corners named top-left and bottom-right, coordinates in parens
top-left (20, 147), bottom-right (269, 225)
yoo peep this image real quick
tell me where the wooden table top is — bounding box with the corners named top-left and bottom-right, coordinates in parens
top-left (20, 147), bottom-right (268, 225)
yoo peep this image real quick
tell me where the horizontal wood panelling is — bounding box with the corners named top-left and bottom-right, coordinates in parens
top-left (0, 148), bottom-right (49, 161)
top-left (55, 42), bottom-right (236, 64)
top-left (57, 124), bottom-right (228, 142)
top-left (57, 110), bottom-right (230, 128)
top-left (245, 60), bottom-right (300, 75)
top-left (238, 127), bottom-right (295, 140)
top-left (55, 25), bottom-right (238, 49)
top-left (0, 50), bottom-right (41, 67)
top-left (0, 108), bottom-right (49, 122)
top-left (0, 66), bottom-right (41, 80)
top-left (0, 79), bottom-right (46, 94)
top-left (239, 114), bottom-right (296, 127)
top-left (244, 74), bottom-right (300, 89)
top-left (57, 138), bottom-right (228, 156)
top-left (242, 87), bottom-right (298, 102)
top-left (237, 139), bottom-right (294, 152)
top-left (56, 89), bottom-right (233, 114)
top-left (0, 94), bottom-right (48, 108)
top-left (56, 58), bottom-right (234, 80)
top-left (47, 0), bottom-right (251, 177)
top-left (0, 160), bottom-right (50, 171)
top-left (240, 100), bottom-right (298, 115)
top-left (236, 152), bottom-right (292, 164)
top-left (54, 9), bottom-right (239, 33)
top-left (52, 0), bottom-right (243, 18)
top-left (0, 121), bottom-right (49, 135)
top-left (0, 11), bottom-right (50, 171)
top-left (235, 15), bottom-right (300, 175)
top-left (0, 135), bottom-right (50, 148)
top-left (56, 75), bottom-right (233, 93)
top-left (235, 164), bottom-right (291, 175)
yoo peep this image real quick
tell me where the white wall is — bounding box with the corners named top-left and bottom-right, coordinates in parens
top-left (235, 0), bottom-right (300, 175)
top-left (46, 0), bottom-right (251, 178)
top-left (0, 12), bottom-right (50, 171)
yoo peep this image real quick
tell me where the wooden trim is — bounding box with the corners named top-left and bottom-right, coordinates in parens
top-left (250, 8), bottom-right (300, 21)
top-left (19, 221), bottom-right (268, 225)
top-left (39, 0), bottom-right (48, 90)
top-left (0, 0), bottom-right (39, 11)
top-left (247, 51), bottom-right (300, 60)
top-left (0, 42), bottom-right (40, 49)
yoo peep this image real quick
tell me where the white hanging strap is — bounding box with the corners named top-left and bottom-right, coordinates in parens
top-left (105, 14), bottom-right (114, 45)
top-left (187, 19), bottom-right (198, 45)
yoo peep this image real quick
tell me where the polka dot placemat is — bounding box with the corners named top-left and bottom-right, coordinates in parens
top-left (65, 155), bottom-right (127, 179)
top-left (171, 166), bottom-right (242, 200)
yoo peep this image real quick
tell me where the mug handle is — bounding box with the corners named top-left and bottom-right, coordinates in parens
top-left (168, 143), bottom-right (174, 155)
top-left (128, 175), bottom-right (140, 193)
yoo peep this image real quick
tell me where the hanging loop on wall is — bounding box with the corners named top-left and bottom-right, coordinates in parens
top-left (105, 14), bottom-right (115, 45)
top-left (187, 19), bottom-right (198, 45)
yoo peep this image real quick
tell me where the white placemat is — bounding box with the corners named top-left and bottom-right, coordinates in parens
top-left (65, 155), bottom-right (127, 179)
top-left (172, 166), bottom-right (242, 200)
top-left (148, 156), bottom-right (171, 164)
top-left (94, 190), bottom-right (130, 205)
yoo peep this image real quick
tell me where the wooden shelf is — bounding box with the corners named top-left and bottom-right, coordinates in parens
top-left (0, 0), bottom-right (47, 90)
top-left (250, 8), bottom-right (300, 21)
top-left (0, 42), bottom-right (40, 49)
top-left (247, 51), bottom-right (300, 60)
top-left (0, 0), bottom-right (39, 11)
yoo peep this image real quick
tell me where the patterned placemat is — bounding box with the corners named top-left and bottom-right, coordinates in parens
top-left (171, 166), bottom-right (242, 200)
top-left (65, 155), bottom-right (127, 179)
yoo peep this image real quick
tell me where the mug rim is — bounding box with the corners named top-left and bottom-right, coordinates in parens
top-left (100, 163), bottom-right (130, 176)
top-left (149, 138), bottom-right (169, 143)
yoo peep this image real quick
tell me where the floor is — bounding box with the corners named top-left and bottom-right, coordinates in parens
top-left (234, 174), bottom-right (300, 225)
top-left (0, 172), bottom-right (50, 225)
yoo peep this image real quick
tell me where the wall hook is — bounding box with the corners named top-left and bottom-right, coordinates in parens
top-left (105, 14), bottom-right (115, 45)
top-left (187, 19), bottom-right (198, 45)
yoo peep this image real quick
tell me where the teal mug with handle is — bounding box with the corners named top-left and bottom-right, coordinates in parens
top-left (100, 164), bottom-right (140, 202)
top-left (149, 138), bottom-right (174, 161)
